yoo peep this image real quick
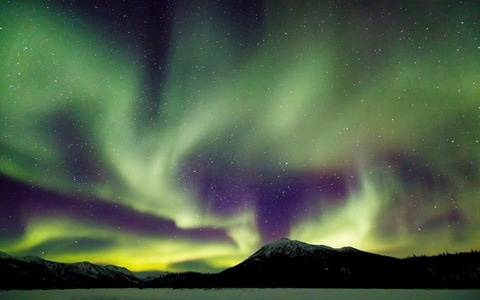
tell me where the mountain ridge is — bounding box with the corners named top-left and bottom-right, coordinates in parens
top-left (247, 238), bottom-right (372, 259)
top-left (0, 252), bottom-right (140, 290)
top-left (2, 238), bottom-right (480, 289)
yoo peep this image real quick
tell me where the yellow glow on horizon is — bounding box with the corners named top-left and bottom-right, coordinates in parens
top-left (0, 217), bottom-right (254, 272)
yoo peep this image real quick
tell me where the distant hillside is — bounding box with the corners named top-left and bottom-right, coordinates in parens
top-left (0, 251), bottom-right (139, 290)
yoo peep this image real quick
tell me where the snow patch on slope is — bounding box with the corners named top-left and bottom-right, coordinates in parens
top-left (250, 238), bottom-right (340, 259)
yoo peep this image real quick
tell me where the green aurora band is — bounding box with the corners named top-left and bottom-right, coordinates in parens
top-left (0, 1), bottom-right (479, 272)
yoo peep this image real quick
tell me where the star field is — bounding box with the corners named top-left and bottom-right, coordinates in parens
top-left (0, 1), bottom-right (479, 273)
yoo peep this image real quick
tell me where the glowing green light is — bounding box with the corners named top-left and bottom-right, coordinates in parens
top-left (1, 1), bottom-right (479, 270)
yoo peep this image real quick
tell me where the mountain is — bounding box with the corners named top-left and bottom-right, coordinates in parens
top-left (215, 238), bottom-right (480, 288)
top-left (0, 251), bottom-right (140, 290)
top-left (217, 238), bottom-right (403, 288)
top-left (145, 238), bottom-right (480, 289)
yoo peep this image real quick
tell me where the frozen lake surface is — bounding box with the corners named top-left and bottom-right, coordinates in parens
top-left (1, 288), bottom-right (479, 300)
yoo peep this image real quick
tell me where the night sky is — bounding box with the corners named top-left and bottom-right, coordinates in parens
top-left (1, 0), bottom-right (479, 273)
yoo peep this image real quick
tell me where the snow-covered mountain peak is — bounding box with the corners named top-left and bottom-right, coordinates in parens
top-left (250, 238), bottom-right (334, 259)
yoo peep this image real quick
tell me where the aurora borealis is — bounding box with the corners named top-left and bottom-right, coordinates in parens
top-left (1, 0), bottom-right (479, 273)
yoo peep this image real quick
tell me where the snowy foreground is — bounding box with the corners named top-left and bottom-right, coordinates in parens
top-left (1, 288), bottom-right (479, 300)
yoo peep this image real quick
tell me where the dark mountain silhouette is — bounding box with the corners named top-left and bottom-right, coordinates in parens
top-left (2, 238), bottom-right (480, 289)
top-left (215, 238), bottom-right (480, 288)
top-left (145, 238), bottom-right (480, 289)
top-left (0, 251), bottom-right (139, 290)
top-left (216, 238), bottom-right (402, 288)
